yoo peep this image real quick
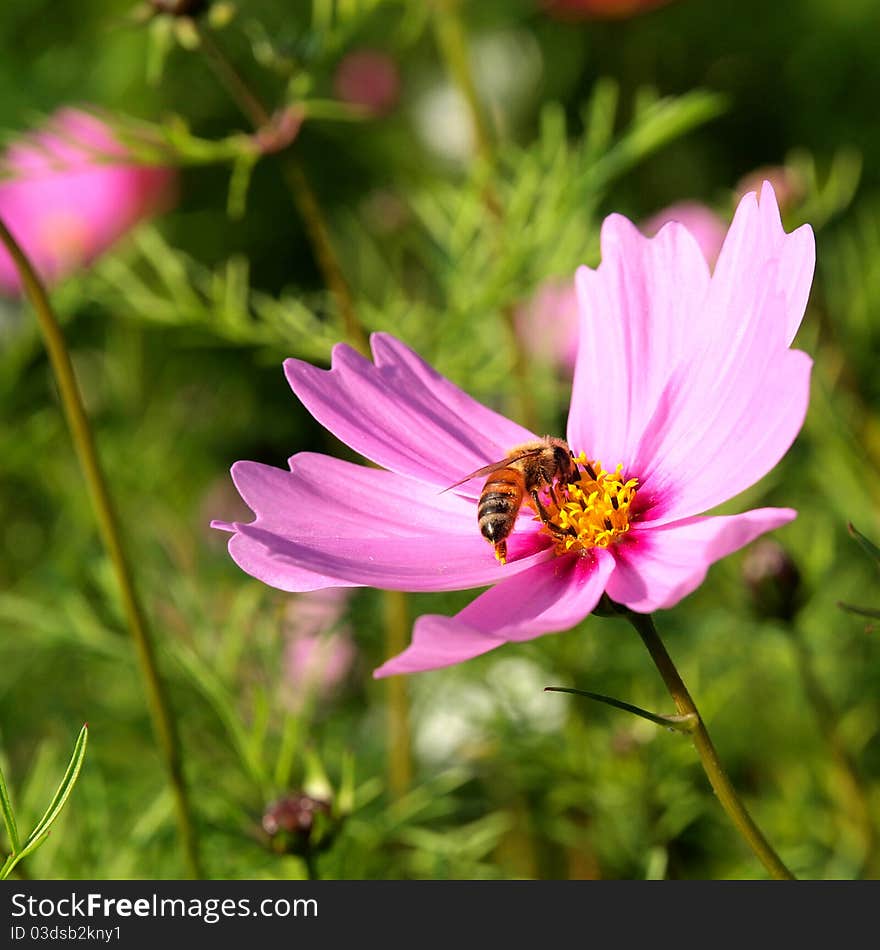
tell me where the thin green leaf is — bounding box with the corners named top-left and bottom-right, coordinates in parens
top-left (0, 725), bottom-right (88, 879)
top-left (544, 687), bottom-right (698, 733)
top-left (838, 602), bottom-right (880, 620)
top-left (0, 853), bottom-right (15, 879)
top-left (588, 90), bottom-right (727, 192)
top-left (227, 151), bottom-right (257, 219)
top-left (301, 99), bottom-right (369, 122)
top-left (20, 724), bottom-right (89, 850)
top-left (581, 77), bottom-right (619, 165)
top-left (0, 763), bottom-right (20, 854)
top-left (173, 645), bottom-right (267, 791)
top-left (848, 522), bottom-right (880, 565)
top-left (146, 15), bottom-right (174, 86)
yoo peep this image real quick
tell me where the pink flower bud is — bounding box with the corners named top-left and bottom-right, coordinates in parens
top-left (262, 793), bottom-right (334, 856)
top-left (333, 50), bottom-right (400, 117)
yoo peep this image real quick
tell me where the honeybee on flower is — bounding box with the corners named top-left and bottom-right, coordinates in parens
top-left (214, 183), bottom-right (814, 678)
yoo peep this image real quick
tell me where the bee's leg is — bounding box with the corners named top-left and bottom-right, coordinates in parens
top-left (493, 540), bottom-right (508, 565)
top-left (530, 489), bottom-right (574, 537)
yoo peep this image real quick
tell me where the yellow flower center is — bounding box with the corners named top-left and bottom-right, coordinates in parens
top-left (540, 453), bottom-right (639, 555)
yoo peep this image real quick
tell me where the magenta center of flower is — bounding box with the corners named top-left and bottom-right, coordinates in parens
top-left (540, 453), bottom-right (639, 554)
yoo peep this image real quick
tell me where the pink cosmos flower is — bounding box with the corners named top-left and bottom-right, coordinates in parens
top-left (517, 201), bottom-right (726, 375)
top-left (0, 108), bottom-right (175, 295)
top-left (214, 183), bottom-right (814, 678)
top-left (543, 0), bottom-right (674, 20)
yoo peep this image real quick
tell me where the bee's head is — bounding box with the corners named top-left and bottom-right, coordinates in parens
top-left (553, 442), bottom-right (577, 481)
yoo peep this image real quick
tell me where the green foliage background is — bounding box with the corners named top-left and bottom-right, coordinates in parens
top-left (0, 0), bottom-right (878, 880)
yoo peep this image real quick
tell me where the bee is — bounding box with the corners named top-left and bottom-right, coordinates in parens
top-left (443, 437), bottom-right (579, 563)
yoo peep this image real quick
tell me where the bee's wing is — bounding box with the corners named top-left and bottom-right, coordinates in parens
top-left (439, 449), bottom-right (545, 494)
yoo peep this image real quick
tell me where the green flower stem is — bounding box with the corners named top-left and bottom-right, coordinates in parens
top-left (278, 156), bottom-right (371, 356)
top-left (432, 1), bottom-right (540, 432)
top-left (0, 219), bottom-right (203, 880)
top-left (432, 0), bottom-right (494, 166)
top-left (624, 608), bottom-right (796, 880)
top-left (382, 590), bottom-right (413, 798)
top-left (195, 24), bottom-right (370, 356)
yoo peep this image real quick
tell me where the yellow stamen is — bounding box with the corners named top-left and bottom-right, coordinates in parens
top-left (539, 453), bottom-right (638, 555)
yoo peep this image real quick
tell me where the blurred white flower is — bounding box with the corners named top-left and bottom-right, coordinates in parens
top-left (412, 29), bottom-right (543, 164)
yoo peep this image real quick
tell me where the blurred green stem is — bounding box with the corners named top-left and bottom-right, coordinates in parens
top-left (432, 0), bottom-right (493, 165)
top-left (432, 2), bottom-right (539, 432)
top-left (0, 219), bottom-right (202, 879)
top-left (195, 24), bottom-right (370, 356)
top-left (785, 622), bottom-right (879, 875)
top-left (383, 590), bottom-right (413, 798)
top-left (623, 608), bottom-right (796, 880)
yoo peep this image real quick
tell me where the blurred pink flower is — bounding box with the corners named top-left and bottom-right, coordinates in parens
top-left (215, 183), bottom-right (814, 678)
top-left (544, 0), bottom-right (674, 20)
top-left (0, 108), bottom-right (175, 295)
top-left (640, 201), bottom-right (727, 268)
top-left (333, 50), bottom-right (400, 117)
top-left (515, 279), bottom-right (581, 373)
top-left (282, 590), bottom-right (355, 706)
top-left (517, 201), bottom-right (726, 375)
top-left (736, 166), bottom-right (805, 215)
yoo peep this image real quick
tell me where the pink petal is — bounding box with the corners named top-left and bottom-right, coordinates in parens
top-left (569, 184), bottom-right (813, 524)
top-left (214, 453), bottom-right (552, 593)
top-left (605, 507), bottom-right (797, 612)
top-left (632, 293), bottom-right (812, 524)
top-left (567, 213), bottom-right (711, 468)
top-left (374, 549), bottom-right (615, 676)
top-left (568, 186), bottom-right (813, 520)
top-left (640, 201), bottom-right (727, 267)
top-left (666, 186), bottom-right (811, 407)
top-left (712, 181), bottom-right (815, 347)
top-left (283, 334), bottom-right (535, 494)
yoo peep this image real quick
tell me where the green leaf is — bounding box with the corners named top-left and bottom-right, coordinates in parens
top-left (146, 15), bottom-right (175, 86)
top-left (587, 89), bottom-right (727, 193)
top-left (848, 522), bottom-right (880, 565)
top-left (838, 602), bottom-right (880, 620)
top-left (227, 150), bottom-right (257, 219)
top-left (0, 724), bottom-right (88, 880)
top-left (581, 78), bottom-right (619, 166)
top-left (544, 687), bottom-right (698, 733)
top-left (0, 762), bottom-right (20, 855)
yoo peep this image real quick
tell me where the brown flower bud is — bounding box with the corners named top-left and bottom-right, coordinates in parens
top-left (742, 539), bottom-right (802, 622)
top-left (261, 793), bottom-right (334, 856)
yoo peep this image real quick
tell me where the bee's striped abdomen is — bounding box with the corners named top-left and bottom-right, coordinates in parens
top-left (478, 471), bottom-right (524, 550)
